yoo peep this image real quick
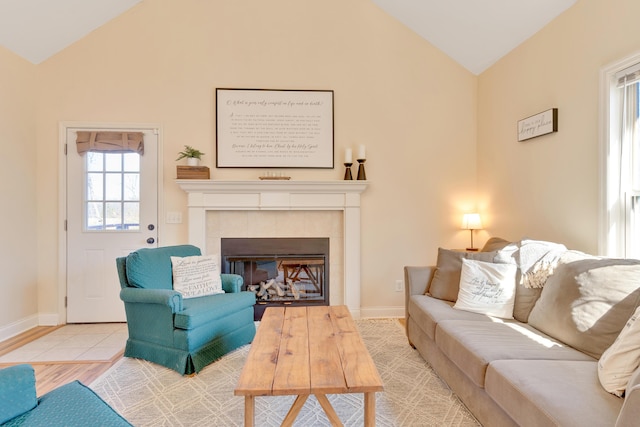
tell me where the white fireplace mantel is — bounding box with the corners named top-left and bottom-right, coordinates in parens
top-left (176, 180), bottom-right (368, 317)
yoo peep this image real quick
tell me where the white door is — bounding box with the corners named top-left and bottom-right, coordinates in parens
top-left (66, 126), bottom-right (159, 322)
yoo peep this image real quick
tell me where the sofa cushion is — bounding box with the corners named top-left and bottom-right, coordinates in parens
top-left (598, 305), bottom-right (640, 396)
top-left (171, 255), bottom-right (224, 298)
top-left (454, 258), bottom-right (517, 319)
top-left (408, 295), bottom-right (493, 340)
top-left (435, 320), bottom-right (593, 388)
top-left (428, 248), bottom-right (496, 302)
top-left (486, 360), bottom-right (622, 427)
top-left (0, 364), bottom-right (37, 424)
top-left (126, 245), bottom-right (201, 290)
top-left (174, 291), bottom-right (256, 330)
top-left (528, 257), bottom-right (640, 359)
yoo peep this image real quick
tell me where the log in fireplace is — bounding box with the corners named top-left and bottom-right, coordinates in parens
top-left (220, 237), bottom-right (330, 320)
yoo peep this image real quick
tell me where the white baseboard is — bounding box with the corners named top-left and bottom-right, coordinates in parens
top-left (0, 314), bottom-right (39, 342)
top-left (360, 306), bottom-right (404, 319)
top-left (38, 313), bottom-right (60, 326)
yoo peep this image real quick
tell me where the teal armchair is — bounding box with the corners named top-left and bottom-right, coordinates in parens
top-left (116, 245), bottom-right (256, 375)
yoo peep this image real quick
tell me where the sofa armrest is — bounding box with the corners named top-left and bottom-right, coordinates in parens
top-left (119, 287), bottom-right (183, 313)
top-left (0, 364), bottom-right (37, 424)
top-left (404, 266), bottom-right (435, 296)
top-left (616, 365), bottom-right (640, 426)
top-left (404, 266), bottom-right (436, 325)
top-left (221, 273), bottom-right (243, 293)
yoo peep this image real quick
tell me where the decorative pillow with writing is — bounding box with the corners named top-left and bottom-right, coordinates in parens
top-left (171, 255), bottom-right (224, 299)
top-left (598, 306), bottom-right (640, 397)
top-left (453, 258), bottom-right (518, 319)
top-left (428, 248), bottom-right (497, 302)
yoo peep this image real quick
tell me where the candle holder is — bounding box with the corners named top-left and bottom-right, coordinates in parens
top-left (343, 162), bottom-right (353, 180)
top-left (356, 159), bottom-right (367, 180)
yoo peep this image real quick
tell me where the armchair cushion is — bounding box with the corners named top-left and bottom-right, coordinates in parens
top-left (174, 291), bottom-right (256, 330)
top-left (0, 364), bottom-right (37, 424)
top-left (126, 245), bottom-right (200, 289)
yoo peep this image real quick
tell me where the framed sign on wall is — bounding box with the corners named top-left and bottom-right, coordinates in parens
top-left (216, 88), bottom-right (334, 168)
top-left (517, 108), bottom-right (558, 142)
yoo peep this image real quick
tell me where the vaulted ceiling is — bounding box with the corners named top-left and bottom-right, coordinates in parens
top-left (0, 0), bottom-right (577, 75)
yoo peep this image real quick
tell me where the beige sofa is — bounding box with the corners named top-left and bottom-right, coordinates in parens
top-left (404, 239), bottom-right (640, 427)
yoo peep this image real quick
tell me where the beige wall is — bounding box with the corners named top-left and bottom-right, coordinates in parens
top-left (9, 0), bottom-right (638, 329)
top-left (477, 0), bottom-right (640, 253)
top-left (33, 0), bottom-right (477, 321)
top-left (0, 46), bottom-right (38, 330)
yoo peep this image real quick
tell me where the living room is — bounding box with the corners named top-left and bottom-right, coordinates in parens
top-left (4, 0), bottom-right (629, 336)
top-left (0, 0), bottom-right (638, 401)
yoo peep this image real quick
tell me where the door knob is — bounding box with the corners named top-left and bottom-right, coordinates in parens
top-left (147, 237), bottom-right (155, 244)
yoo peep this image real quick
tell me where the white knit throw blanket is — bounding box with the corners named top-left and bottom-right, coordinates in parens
top-left (517, 239), bottom-right (567, 288)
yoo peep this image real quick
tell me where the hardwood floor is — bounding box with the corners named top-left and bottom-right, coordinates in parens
top-left (0, 326), bottom-right (123, 396)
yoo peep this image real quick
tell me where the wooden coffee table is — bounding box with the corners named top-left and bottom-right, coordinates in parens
top-left (234, 305), bottom-right (383, 427)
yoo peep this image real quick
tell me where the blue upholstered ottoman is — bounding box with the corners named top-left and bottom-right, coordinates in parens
top-left (0, 364), bottom-right (131, 426)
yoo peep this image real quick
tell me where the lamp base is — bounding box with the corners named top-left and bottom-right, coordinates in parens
top-left (465, 247), bottom-right (479, 252)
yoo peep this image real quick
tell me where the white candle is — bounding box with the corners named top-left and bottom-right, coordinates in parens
top-left (345, 148), bottom-right (352, 163)
top-left (358, 144), bottom-right (366, 160)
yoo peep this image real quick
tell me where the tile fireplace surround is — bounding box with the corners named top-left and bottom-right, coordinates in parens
top-left (176, 180), bottom-right (368, 318)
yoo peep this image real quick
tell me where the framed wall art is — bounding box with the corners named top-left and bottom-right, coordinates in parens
top-left (517, 108), bottom-right (558, 141)
top-left (216, 88), bottom-right (334, 168)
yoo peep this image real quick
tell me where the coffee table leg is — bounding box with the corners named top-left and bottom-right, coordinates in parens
top-left (315, 394), bottom-right (343, 427)
top-left (245, 395), bottom-right (254, 427)
top-left (282, 395), bottom-right (309, 427)
top-left (364, 392), bottom-right (376, 426)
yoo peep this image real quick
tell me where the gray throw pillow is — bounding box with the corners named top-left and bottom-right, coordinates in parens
top-left (528, 256), bottom-right (640, 359)
top-left (481, 237), bottom-right (512, 252)
top-left (428, 248), bottom-right (496, 302)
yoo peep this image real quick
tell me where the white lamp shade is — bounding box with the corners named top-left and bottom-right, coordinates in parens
top-left (462, 213), bottom-right (482, 230)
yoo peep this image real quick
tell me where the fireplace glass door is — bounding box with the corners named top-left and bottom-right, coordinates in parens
top-left (221, 238), bottom-right (330, 319)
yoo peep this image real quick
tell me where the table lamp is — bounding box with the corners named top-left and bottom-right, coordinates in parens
top-left (461, 213), bottom-right (482, 251)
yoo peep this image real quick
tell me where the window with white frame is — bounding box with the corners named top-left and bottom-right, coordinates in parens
top-left (602, 57), bottom-right (640, 258)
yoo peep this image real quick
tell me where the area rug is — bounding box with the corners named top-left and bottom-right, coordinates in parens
top-left (90, 319), bottom-right (480, 426)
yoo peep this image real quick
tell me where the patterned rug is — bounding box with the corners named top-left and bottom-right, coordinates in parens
top-left (90, 319), bottom-right (480, 426)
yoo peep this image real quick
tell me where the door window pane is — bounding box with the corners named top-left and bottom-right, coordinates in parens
top-left (123, 153), bottom-right (140, 172)
top-left (87, 173), bottom-right (103, 200)
top-left (105, 173), bottom-right (122, 200)
top-left (87, 152), bottom-right (103, 171)
top-left (123, 173), bottom-right (140, 201)
top-left (105, 153), bottom-right (122, 172)
top-left (105, 202), bottom-right (122, 229)
top-left (123, 202), bottom-right (140, 230)
top-left (87, 202), bottom-right (103, 230)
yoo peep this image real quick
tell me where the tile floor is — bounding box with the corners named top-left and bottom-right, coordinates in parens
top-left (0, 323), bottom-right (128, 363)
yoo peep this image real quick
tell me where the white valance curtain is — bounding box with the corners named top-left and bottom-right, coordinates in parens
top-left (76, 131), bottom-right (144, 155)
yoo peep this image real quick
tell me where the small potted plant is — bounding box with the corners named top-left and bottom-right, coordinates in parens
top-left (176, 145), bottom-right (205, 166)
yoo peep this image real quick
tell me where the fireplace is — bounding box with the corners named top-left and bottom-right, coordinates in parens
top-left (221, 237), bottom-right (329, 320)
top-left (176, 180), bottom-right (367, 318)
